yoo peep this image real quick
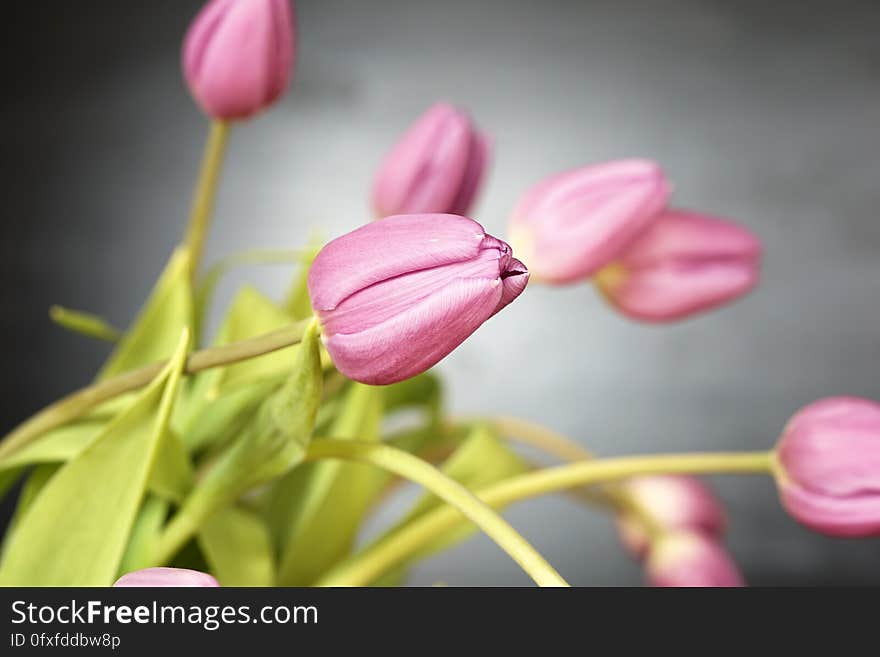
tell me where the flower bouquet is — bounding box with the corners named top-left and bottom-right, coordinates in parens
top-left (1, 0), bottom-right (877, 589)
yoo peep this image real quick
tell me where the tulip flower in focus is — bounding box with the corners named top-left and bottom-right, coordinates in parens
top-left (645, 532), bottom-right (744, 587)
top-left (372, 103), bottom-right (489, 218)
top-left (508, 160), bottom-right (670, 284)
top-left (595, 210), bottom-right (762, 322)
top-left (774, 397), bottom-right (880, 537)
top-left (308, 214), bottom-right (528, 385)
top-left (616, 475), bottom-right (727, 558)
top-left (183, 0), bottom-right (295, 121)
top-left (113, 567), bottom-right (220, 587)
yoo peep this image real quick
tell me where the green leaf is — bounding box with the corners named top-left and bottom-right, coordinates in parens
top-left (0, 417), bottom-right (108, 473)
top-left (175, 286), bottom-right (291, 438)
top-left (367, 424), bottom-right (528, 582)
top-left (0, 467), bottom-right (23, 504)
top-left (49, 305), bottom-right (121, 342)
top-left (193, 248), bottom-right (303, 341)
top-left (0, 330), bottom-right (191, 586)
top-left (148, 428), bottom-right (193, 503)
top-left (171, 321), bottom-right (322, 537)
top-left (199, 506), bottom-right (275, 586)
top-left (118, 496), bottom-right (169, 575)
top-left (273, 382), bottom-right (384, 585)
top-left (0, 464), bottom-right (59, 561)
top-left (97, 247), bottom-right (193, 380)
top-left (179, 380), bottom-right (275, 453)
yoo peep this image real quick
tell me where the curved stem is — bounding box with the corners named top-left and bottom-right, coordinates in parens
top-left (316, 450), bottom-right (773, 587)
top-left (0, 320), bottom-right (314, 461)
top-left (305, 439), bottom-right (569, 587)
top-left (184, 121), bottom-right (230, 281)
top-left (487, 416), bottom-right (662, 536)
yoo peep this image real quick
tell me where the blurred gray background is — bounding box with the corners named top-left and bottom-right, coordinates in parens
top-left (2, 0), bottom-right (879, 585)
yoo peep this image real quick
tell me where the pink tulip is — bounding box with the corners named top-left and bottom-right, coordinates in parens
top-left (645, 532), bottom-right (744, 587)
top-left (308, 214), bottom-right (528, 385)
top-left (775, 397), bottom-right (880, 537)
top-left (615, 475), bottom-right (727, 558)
top-left (508, 160), bottom-right (670, 284)
top-left (595, 209), bottom-right (761, 322)
top-left (113, 567), bottom-right (220, 587)
top-left (183, 0), bottom-right (295, 121)
top-left (372, 103), bottom-right (489, 218)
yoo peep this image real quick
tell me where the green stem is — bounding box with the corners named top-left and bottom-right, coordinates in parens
top-left (304, 440), bottom-right (568, 587)
top-left (0, 320), bottom-right (314, 461)
top-left (184, 121), bottom-right (230, 281)
top-left (316, 450), bottom-right (774, 587)
top-left (488, 416), bottom-right (663, 536)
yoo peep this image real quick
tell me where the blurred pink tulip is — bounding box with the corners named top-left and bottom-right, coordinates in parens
top-left (646, 532), bottom-right (744, 587)
top-left (595, 209), bottom-right (761, 322)
top-left (372, 103), bottom-right (489, 218)
top-left (508, 159), bottom-right (670, 284)
top-left (616, 475), bottom-right (727, 558)
top-left (775, 396), bottom-right (880, 537)
top-left (183, 0), bottom-right (295, 121)
top-left (113, 567), bottom-right (220, 587)
top-left (308, 214), bottom-right (528, 385)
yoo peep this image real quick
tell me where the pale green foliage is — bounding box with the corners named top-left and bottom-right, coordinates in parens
top-left (0, 331), bottom-right (190, 586)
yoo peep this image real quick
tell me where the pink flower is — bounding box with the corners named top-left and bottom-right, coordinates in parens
top-left (372, 103), bottom-right (489, 218)
top-left (775, 397), bottom-right (880, 537)
top-left (113, 567), bottom-right (220, 587)
top-left (508, 160), bottom-right (670, 284)
top-left (616, 475), bottom-right (727, 558)
top-left (308, 214), bottom-right (528, 385)
top-left (596, 210), bottom-right (761, 322)
top-left (183, 0), bottom-right (295, 121)
top-left (646, 532), bottom-right (744, 587)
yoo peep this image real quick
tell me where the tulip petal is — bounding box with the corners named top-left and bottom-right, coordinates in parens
top-left (183, 0), bottom-right (295, 120)
top-left (113, 567), bottom-right (220, 587)
top-left (510, 160), bottom-right (670, 283)
top-left (646, 533), bottom-right (744, 587)
top-left (308, 214), bottom-right (487, 311)
top-left (323, 276), bottom-right (503, 385)
top-left (779, 480), bottom-right (880, 537)
top-left (450, 131), bottom-right (491, 216)
top-left (778, 397), bottom-right (880, 499)
top-left (372, 104), bottom-right (473, 217)
top-left (598, 210), bottom-right (761, 321)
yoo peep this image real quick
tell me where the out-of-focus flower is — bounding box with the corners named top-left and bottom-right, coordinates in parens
top-left (508, 159), bottom-right (670, 284)
top-left (616, 475), bottom-right (727, 558)
top-left (645, 532), bottom-right (744, 587)
top-left (372, 103), bottom-right (489, 218)
top-left (113, 567), bottom-right (220, 587)
top-left (308, 214), bottom-right (528, 385)
top-left (775, 396), bottom-right (880, 537)
top-left (183, 0), bottom-right (295, 121)
top-left (595, 210), bottom-right (761, 322)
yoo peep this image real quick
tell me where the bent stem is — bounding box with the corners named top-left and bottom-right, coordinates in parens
top-left (305, 439), bottom-right (569, 587)
top-left (488, 416), bottom-right (662, 536)
top-left (184, 121), bottom-right (230, 281)
top-left (316, 450), bottom-right (774, 587)
top-left (0, 320), bottom-right (314, 461)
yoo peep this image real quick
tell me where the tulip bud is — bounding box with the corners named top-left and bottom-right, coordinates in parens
top-left (372, 103), bottom-right (490, 217)
top-left (645, 532), bottom-right (744, 587)
top-left (183, 0), bottom-right (295, 121)
top-left (595, 210), bottom-right (761, 322)
top-left (113, 567), bottom-right (219, 587)
top-left (508, 160), bottom-right (670, 284)
top-left (775, 397), bottom-right (880, 537)
top-left (308, 214), bottom-right (528, 385)
top-left (615, 475), bottom-right (727, 558)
